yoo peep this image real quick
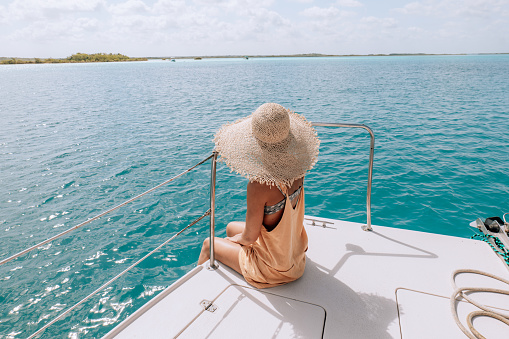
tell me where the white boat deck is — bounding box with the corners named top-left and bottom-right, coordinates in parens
top-left (104, 216), bottom-right (509, 338)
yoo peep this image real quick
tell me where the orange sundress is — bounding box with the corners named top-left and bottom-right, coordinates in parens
top-left (238, 186), bottom-right (308, 288)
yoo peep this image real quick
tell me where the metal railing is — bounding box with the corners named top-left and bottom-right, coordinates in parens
top-left (311, 122), bottom-right (375, 231)
top-left (209, 151), bottom-right (219, 269)
top-left (5, 120), bottom-right (374, 336)
top-left (2, 122), bottom-right (374, 270)
top-left (27, 210), bottom-right (211, 339)
top-left (0, 154), bottom-right (214, 267)
top-left (208, 121), bottom-right (376, 265)
top-left (2, 155), bottom-right (215, 338)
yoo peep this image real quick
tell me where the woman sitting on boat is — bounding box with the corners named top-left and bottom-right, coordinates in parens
top-left (198, 103), bottom-right (320, 288)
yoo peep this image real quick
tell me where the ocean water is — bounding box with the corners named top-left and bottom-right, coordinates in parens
top-left (1, 55), bottom-right (508, 338)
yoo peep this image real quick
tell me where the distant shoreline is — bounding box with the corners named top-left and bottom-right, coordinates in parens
top-left (0, 53), bottom-right (147, 65)
top-left (152, 52), bottom-right (509, 60)
top-left (2, 52), bottom-right (508, 64)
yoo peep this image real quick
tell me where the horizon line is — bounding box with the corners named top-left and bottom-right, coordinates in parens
top-left (2, 52), bottom-right (509, 60)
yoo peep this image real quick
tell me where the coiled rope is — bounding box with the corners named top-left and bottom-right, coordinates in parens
top-left (0, 153), bottom-right (214, 267)
top-left (450, 269), bottom-right (509, 339)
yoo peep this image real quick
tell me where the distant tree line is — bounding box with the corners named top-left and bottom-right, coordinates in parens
top-left (1, 53), bottom-right (147, 65)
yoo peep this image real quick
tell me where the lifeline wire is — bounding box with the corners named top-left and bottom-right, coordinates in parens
top-left (27, 208), bottom-right (211, 339)
top-left (0, 154), bottom-right (214, 267)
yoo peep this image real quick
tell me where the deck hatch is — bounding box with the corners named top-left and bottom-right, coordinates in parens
top-left (178, 285), bottom-right (326, 338)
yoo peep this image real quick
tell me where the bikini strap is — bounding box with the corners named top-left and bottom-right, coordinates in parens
top-left (275, 183), bottom-right (286, 197)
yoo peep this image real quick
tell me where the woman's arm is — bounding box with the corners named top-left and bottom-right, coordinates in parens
top-left (226, 182), bottom-right (265, 246)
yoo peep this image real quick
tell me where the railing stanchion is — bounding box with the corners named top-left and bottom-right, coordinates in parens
top-left (312, 122), bottom-right (375, 231)
top-left (209, 151), bottom-right (219, 269)
top-left (363, 127), bottom-right (375, 231)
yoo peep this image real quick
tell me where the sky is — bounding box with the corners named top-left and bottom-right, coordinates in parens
top-left (0, 0), bottom-right (508, 58)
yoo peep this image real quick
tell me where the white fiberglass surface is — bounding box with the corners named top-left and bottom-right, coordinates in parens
top-left (178, 285), bottom-right (325, 338)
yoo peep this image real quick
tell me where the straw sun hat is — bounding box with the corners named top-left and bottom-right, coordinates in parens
top-left (214, 103), bottom-right (320, 187)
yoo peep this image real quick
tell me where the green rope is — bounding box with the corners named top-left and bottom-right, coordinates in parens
top-left (471, 230), bottom-right (509, 266)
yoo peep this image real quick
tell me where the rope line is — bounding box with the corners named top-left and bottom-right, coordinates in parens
top-left (0, 154), bottom-right (213, 267)
top-left (471, 230), bottom-right (509, 266)
top-left (450, 269), bottom-right (509, 339)
top-left (27, 208), bottom-right (211, 339)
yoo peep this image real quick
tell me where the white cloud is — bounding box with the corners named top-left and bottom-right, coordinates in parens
top-left (394, 0), bottom-right (509, 19)
top-left (12, 17), bottom-right (100, 41)
top-left (0, 0), bottom-right (507, 57)
top-left (300, 6), bottom-right (342, 19)
top-left (111, 14), bottom-right (165, 31)
top-left (361, 16), bottom-right (397, 28)
top-left (152, 0), bottom-right (188, 14)
top-left (0, 5), bottom-right (7, 23)
top-left (246, 7), bottom-right (293, 35)
top-left (454, 0), bottom-right (509, 19)
top-left (1, 0), bottom-right (104, 47)
top-left (299, 6), bottom-right (355, 20)
top-left (39, 0), bottom-right (104, 11)
top-left (5, 0), bottom-right (105, 21)
top-left (189, 0), bottom-right (275, 11)
top-left (408, 26), bottom-right (425, 33)
top-left (337, 0), bottom-right (363, 8)
top-left (391, 0), bottom-right (509, 52)
top-left (94, 0), bottom-right (294, 53)
top-left (108, 0), bottom-right (150, 15)
top-left (393, 1), bottom-right (427, 15)
top-left (296, 5), bottom-right (359, 44)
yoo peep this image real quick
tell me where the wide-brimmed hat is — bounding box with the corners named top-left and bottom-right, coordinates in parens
top-left (214, 103), bottom-right (320, 187)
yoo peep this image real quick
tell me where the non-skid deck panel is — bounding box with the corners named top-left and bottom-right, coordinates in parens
top-left (397, 288), bottom-right (509, 339)
top-left (178, 285), bottom-right (326, 338)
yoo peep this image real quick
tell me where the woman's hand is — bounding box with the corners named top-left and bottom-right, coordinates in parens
top-left (226, 234), bottom-right (242, 244)
top-left (226, 233), bottom-right (256, 246)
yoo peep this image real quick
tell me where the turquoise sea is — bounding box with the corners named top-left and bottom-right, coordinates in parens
top-left (1, 55), bottom-right (508, 338)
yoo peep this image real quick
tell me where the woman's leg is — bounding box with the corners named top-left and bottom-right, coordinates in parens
top-left (226, 221), bottom-right (245, 237)
top-left (197, 237), bottom-right (242, 274)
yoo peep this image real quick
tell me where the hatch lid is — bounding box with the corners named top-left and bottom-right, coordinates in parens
top-left (177, 284), bottom-right (326, 338)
